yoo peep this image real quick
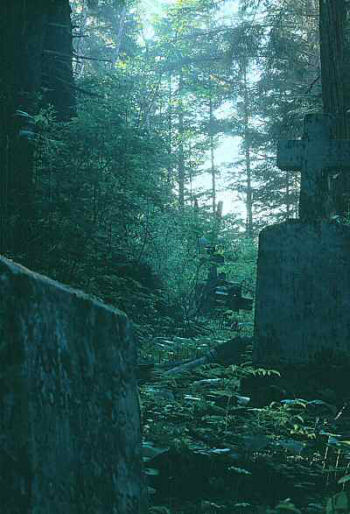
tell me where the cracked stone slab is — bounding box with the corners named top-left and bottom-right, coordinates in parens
top-left (0, 256), bottom-right (142, 513)
top-left (253, 221), bottom-right (350, 365)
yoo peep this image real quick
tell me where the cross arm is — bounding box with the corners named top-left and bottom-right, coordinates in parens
top-left (325, 141), bottom-right (350, 170)
top-left (277, 140), bottom-right (305, 171)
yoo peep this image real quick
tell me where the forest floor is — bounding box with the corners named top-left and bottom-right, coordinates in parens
top-left (138, 315), bottom-right (350, 514)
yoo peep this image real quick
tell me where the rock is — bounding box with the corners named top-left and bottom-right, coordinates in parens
top-left (0, 256), bottom-right (143, 513)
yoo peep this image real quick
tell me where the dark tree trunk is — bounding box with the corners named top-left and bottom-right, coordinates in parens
top-left (319, 0), bottom-right (350, 216)
top-left (0, 1), bottom-right (45, 256)
top-left (242, 61), bottom-right (253, 237)
top-left (0, 0), bottom-right (75, 259)
top-left (43, 0), bottom-right (76, 121)
top-left (209, 92), bottom-right (216, 215)
top-left (178, 70), bottom-right (185, 209)
top-left (167, 74), bottom-right (173, 185)
top-left (319, 0), bottom-right (347, 136)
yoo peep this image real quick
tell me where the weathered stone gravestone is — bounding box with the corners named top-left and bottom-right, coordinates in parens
top-left (253, 114), bottom-right (350, 365)
top-left (0, 257), bottom-right (143, 513)
top-left (277, 113), bottom-right (350, 221)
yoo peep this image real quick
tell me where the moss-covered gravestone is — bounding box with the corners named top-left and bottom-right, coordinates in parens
top-left (0, 256), bottom-right (142, 513)
top-left (253, 114), bottom-right (350, 365)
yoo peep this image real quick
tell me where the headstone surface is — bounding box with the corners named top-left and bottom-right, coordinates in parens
top-left (254, 221), bottom-right (350, 365)
top-left (0, 256), bottom-right (142, 513)
top-left (278, 114), bottom-right (350, 220)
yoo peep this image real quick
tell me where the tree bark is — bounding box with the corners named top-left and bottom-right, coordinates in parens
top-left (242, 61), bottom-right (253, 237)
top-left (167, 74), bottom-right (173, 185)
top-left (43, 0), bottom-right (76, 121)
top-left (0, 0), bottom-right (75, 259)
top-left (319, 0), bottom-right (350, 216)
top-left (209, 83), bottom-right (216, 214)
top-left (178, 70), bottom-right (185, 208)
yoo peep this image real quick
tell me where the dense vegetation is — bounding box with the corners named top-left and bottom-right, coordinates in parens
top-left (1, 0), bottom-right (350, 512)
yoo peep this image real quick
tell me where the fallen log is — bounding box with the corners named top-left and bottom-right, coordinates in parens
top-left (137, 337), bottom-right (253, 380)
top-left (164, 336), bottom-right (252, 376)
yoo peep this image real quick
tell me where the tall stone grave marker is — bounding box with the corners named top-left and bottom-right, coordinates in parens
top-left (0, 256), bottom-right (143, 513)
top-left (253, 114), bottom-right (350, 365)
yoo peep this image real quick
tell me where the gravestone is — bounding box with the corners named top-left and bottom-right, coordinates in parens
top-left (253, 114), bottom-right (350, 365)
top-left (215, 278), bottom-right (253, 312)
top-left (277, 113), bottom-right (350, 221)
top-left (197, 240), bottom-right (253, 314)
top-left (0, 256), bottom-right (143, 513)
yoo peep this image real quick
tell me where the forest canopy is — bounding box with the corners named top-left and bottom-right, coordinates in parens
top-left (1, 0), bottom-right (350, 335)
top-left (1, 0), bottom-right (336, 321)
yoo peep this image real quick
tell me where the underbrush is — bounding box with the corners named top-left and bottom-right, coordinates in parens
top-left (138, 321), bottom-right (350, 514)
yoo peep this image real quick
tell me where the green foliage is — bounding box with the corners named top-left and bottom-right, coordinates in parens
top-left (3, 1), bottom-right (350, 513)
top-left (140, 322), bottom-right (350, 513)
top-left (326, 492), bottom-right (349, 514)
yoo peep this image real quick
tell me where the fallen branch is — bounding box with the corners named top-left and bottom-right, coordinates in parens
top-left (137, 336), bottom-right (253, 381)
top-left (164, 336), bottom-right (252, 376)
top-left (43, 49), bottom-right (112, 63)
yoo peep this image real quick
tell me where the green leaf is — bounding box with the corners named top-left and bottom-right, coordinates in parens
top-left (149, 508), bottom-right (171, 514)
top-left (275, 500), bottom-right (301, 513)
top-left (327, 492), bottom-right (348, 513)
top-left (142, 442), bottom-right (168, 459)
top-left (228, 466), bottom-right (252, 475)
top-left (144, 467), bottom-right (160, 476)
top-left (338, 474), bottom-right (350, 485)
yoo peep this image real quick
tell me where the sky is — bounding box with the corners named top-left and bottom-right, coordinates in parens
top-left (139, 0), bottom-right (246, 218)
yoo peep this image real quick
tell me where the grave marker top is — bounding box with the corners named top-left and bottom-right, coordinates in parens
top-left (278, 114), bottom-right (350, 221)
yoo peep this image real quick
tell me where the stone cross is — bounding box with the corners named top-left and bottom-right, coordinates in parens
top-left (278, 113), bottom-right (350, 220)
top-left (215, 280), bottom-right (253, 312)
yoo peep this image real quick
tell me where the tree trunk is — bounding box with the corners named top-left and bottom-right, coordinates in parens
top-left (0, 0), bottom-right (75, 259)
top-left (0, 1), bottom-right (46, 256)
top-left (242, 62), bottom-right (253, 237)
top-left (319, 0), bottom-right (350, 216)
top-left (178, 70), bottom-right (185, 208)
top-left (209, 88), bottom-right (216, 215)
top-left (43, 0), bottom-right (76, 121)
top-left (167, 74), bottom-right (173, 185)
